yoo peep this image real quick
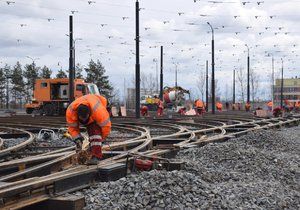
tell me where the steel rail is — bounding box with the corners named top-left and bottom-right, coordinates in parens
top-left (0, 115), bottom-right (299, 209)
top-left (0, 127), bottom-right (35, 158)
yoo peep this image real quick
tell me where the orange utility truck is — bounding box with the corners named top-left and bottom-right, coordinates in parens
top-left (25, 78), bottom-right (99, 115)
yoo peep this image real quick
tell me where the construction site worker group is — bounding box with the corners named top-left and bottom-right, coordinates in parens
top-left (66, 93), bottom-right (300, 165)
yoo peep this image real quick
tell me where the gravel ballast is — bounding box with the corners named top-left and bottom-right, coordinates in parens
top-left (74, 126), bottom-right (300, 210)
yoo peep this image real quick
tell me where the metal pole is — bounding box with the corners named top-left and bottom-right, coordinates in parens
top-left (233, 69), bottom-right (235, 104)
top-left (206, 60), bottom-right (209, 112)
top-left (246, 45), bottom-right (250, 103)
top-left (155, 60), bottom-right (158, 93)
top-left (271, 56), bottom-right (274, 111)
top-left (207, 22), bottom-right (215, 114)
top-left (280, 58), bottom-right (284, 109)
top-left (69, 15), bottom-right (75, 103)
top-left (73, 41), bottom-right (76, 79)
top-left (135, 0), bottom-right (140, 118)
top-left (160, 46), bottom-right (163, 100)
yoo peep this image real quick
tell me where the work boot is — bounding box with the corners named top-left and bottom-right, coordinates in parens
top-left (87, 157), bottom-right (101, 165)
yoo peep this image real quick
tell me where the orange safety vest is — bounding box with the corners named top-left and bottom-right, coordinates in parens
top-left (267, 101), bottom-right (273, 107)
top-left (66, 94), bottom-right (111, 140)
top-left (216, 102), bottom-right (223, 109)
top-left (295, 102), bottom-right (300, 108)
top-left (195, 100), bottom-right (204, 108)
top-left (245, 103), bottom-right (251, 108)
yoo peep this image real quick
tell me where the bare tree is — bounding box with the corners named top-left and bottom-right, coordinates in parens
top-left (196, 71), bottom-right (205, 101)
top-left (237, 68), bottom-right (245, 102)
top-left (138, 72), bottom-right (157, 95)
top-left (215, 79), bottom-right (221, 101)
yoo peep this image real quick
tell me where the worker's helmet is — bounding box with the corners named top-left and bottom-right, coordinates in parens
top-left (77, 104), bottom-right (91, 125)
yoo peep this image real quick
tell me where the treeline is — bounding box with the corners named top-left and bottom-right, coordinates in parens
top-left (0, 59), bottom-right (115, 109)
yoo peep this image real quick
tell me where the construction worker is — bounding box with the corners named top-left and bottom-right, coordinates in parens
top-left (267, 101), bottom-right (273, 111)
top-left (156, 97), bottom-right (164, 116)
top-left (284, 99), bottom-right (292, 112)
top-left (141, 105), bottom-right (149, 117)
top-left (295, 101), bottom-right (300, 112)
top-left (194, 99), bottom-right (204, 115)
top-left (232, 103), bottom-right (236, 110)
top-left (66, 94), bottom-right (111, 165)
top-left (245, 102), bottom-right (251, 112)
top-left (273, 106), bottom-right (283, 117)
top-left (216, 102), bottom-right (223, 112)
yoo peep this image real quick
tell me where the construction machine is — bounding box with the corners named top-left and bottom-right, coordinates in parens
top-left (25, 78), bottom-right (99, 116)
top-left (140, 94), bottom-right (159, 111)
top-left (163, 86), bottom-right (190, 109)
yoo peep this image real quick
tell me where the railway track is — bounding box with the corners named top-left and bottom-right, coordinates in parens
top-left (0, 113), bottom-right (299, 209)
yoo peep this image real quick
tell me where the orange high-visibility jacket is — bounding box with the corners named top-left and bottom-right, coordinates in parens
top-left (195, 100), bottom-right (204, 108)
top-left (216, 102), bottom-right (223, 109)
top-left (295, 101), bottom-right (300, 108)
top-left (66, 94), bottom-right (111, 140)
top-left (267, 101), bottom-right (273, 107)
top-left (245, 103), bottom-right (251, 108)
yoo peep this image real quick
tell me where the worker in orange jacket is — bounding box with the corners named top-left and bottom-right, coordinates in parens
top-left (245, 102), bottom-right (251, 112)
top-left (216, 102), bottom-right (223, 112)
top-left (194, 99), bottom-right (204, 115)
top-left (267, 101), bottom-right (273, 111)
top-left (295, 101), bottom-right (300, 112)
top-left (66, 94), bottom-right (111, 165)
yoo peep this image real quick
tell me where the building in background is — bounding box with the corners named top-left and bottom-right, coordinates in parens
top-left (274, 77), bottom-right (300, 102)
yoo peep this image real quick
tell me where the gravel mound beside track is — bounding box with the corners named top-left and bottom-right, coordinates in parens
top-left (76, 126), bottom-right (300, 210)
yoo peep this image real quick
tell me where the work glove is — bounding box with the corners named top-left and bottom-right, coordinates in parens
top-left (74, 136), bottom-right (84, 150)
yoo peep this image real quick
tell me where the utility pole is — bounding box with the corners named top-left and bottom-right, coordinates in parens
top-left (135, 0), bottom-right (140, 118)
top-left (207, 22), bottom-right (215, 114)
top-left (153, 58), bottom-right (158, 93)
top-left (233, 69), bottom-right (235, 105)
top-left (245, 44), bottom-right (250, 103)
top-left (73, 38), bottom-right (82, 79)
top-left (206, 60), bottom-right (209, 112)
top-left (160, 46), bottom-right (163, 100)
top-left (280, 58), bottom-right (284, 109)
top-left (173, 63), bottom-right (178, 88)
top-left (69, 15), bottom-right (75, 103)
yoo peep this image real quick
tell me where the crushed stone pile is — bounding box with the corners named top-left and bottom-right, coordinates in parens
top-left (73, 126), bottom-right (300, 210)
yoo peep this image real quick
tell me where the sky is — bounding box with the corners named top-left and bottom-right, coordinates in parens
top-left (0, 0), bottom-right (299, 101)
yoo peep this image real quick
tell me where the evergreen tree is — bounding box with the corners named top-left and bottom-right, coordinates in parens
top-left (56, 69), bottom-right (67, 78)
top-left (3, 64), bottom-right (11, 108)
top-left (11, 62), bottom-right (25, 108)
top-left (40, 65), bottom-right (52, 78)
top-left (24, 63), bottom-right (40, 101)
top-left (0, 67), bottom-right (6, 108)
top-left (85, 59), bottom-right (113, 99)
top-left (75, 63), bottom-right (84, 79)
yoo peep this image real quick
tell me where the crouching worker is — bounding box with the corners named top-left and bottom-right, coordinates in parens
top-left (141, 105), bottom-right (149, 117)
top-left (66, 94), bottom-right (111, 165)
